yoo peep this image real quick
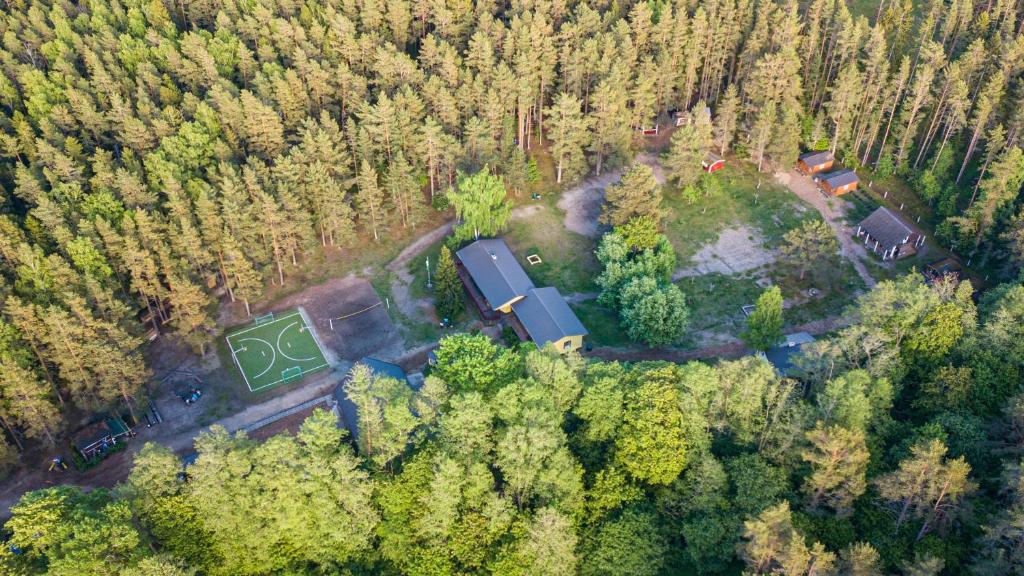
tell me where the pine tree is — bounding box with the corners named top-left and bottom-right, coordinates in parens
top-left (600, 164), bottom-right (664, 227)
top-left (714, 85), bottom-right (740, 155)
top-left (588, 70), bottom-right (633, 175)
top-left (221, 232), bottom-right (262, 317)
top-left (166, 274), bottom-right (214, 355)
top-left (357, 160), bottom-right (387, 242)
top-left (802, 424), bottom-right (870, 516)
top-left (434, 246), bottom-right (463, 322)
top-left (547, 92), bottom-right (592, 184)
top-left (0, 359), bottom-right (61, 446)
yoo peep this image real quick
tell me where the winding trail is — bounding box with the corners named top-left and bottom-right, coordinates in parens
top-left (774, 171), bottom-right (876, 288)
top-left (586, 314), bottom-right (850, 363)
top-left (385, 222), bottom-right (453, 321)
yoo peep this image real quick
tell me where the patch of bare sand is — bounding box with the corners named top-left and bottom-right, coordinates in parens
top-left (557, 152), bottom-right (669, 238)
top-left (673, 226), bottom-right (776, 278)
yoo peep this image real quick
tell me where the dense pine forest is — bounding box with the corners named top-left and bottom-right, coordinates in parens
top-left (1, 0), bottom-right (1024, 572)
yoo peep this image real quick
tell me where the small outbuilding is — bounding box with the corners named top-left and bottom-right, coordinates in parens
top-left (675, 106), bottom-right (712, 127)
top-left (73, 417), bottom-right (134, 461)
top-left (924, 257), bottom-right (962, 284)
top-left (762, 332), bottom-right (816, 376)
top-left (817, 168), bottom-right (858, 196)
top-left (511, 287), bottom-right (589, 352)
top-left (797, 151), bottom-right (834, 174)
top-left (856, 206), bottom-right (924, 260)
top-left (702, 152), bottom-right (726, 173)
top-left (333, 357), bottom-right (418, 443)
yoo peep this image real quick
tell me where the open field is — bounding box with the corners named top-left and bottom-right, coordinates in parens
top-left (665, 161), bottom-right (813, 263)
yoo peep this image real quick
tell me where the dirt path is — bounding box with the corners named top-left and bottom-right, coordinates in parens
top-left (556, 152), bottom-right (667, 238)
top-left (774, 171), bottom-right (876, 288)
top-left (386, 222), bottom-right (452, 322)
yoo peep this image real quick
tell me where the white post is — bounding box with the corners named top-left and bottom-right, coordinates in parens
top-left (874, 240), bottom-right (879, 253)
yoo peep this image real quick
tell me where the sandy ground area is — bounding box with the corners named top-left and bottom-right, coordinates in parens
top-left (557, 152), bottom-right (667, 238)
top-left (775, 170), bottom-right (877, 287)
top-left (386, 222), bottom-right (452, 325)
top-left (673, 226), bottom-right (776, 278)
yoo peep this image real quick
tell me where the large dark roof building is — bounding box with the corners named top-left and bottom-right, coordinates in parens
top-left (456, 238), bottom-right (588, 352)
top-left (456, 239), bottom-right (536, 312)
top-left (856, 206), bottom-right (924, 260)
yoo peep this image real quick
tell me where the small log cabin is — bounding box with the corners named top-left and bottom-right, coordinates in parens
top-left (702, 152), bottom-right (726, 173)
top-left (818, 168), bottom-right (859, 196)
top-left (797, 150), bottom-right (835, 174)
top-left (856, 206), bottom-right (924, 260)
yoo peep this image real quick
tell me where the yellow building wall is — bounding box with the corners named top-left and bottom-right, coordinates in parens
top-left (550, 335), bottom-right (584, 353)
top-left (496, 296), bottom-right (524, 314)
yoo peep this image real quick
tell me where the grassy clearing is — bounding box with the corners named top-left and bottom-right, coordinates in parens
top-left (663, 161), bottom-right (815, 262)
top-left (504, 193), bottom-right (601, 295)
top-left (570, 300), bottom-right (632, 348)
top-left (678, 273), bottom-right (764, 336)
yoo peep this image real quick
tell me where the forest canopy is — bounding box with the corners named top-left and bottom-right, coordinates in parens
top-left (1, 0), bottom-right (1024, 572)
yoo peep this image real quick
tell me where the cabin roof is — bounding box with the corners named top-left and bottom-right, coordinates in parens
top-left (859, 206), bottom-right (915, 250)
top-left (512, 287), bottom-right (588, 347)
top-left (456, 239), bottom-right (535, 308)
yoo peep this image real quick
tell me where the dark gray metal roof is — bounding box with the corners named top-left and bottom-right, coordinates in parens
top-left (859, 206), bottom-right (915, 250)
top-left (821, 168), bottom-right (858, 187)
top-left (799, 150), bottom-right (833, 166)
top-left (763, 332), bottom-right (815, 375)
top-left (512, 287), bottom-right (588, 347)
top-left (456, 239), bottom-right (535, 308)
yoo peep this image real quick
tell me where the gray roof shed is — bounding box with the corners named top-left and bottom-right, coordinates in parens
top-left (763, 332), bottom-right (816, 375)
top-left (334, 357), bottom-right (417, 441)
top-left (858, 207), bottom-right (915, 250)
top-left (512, 287), bottom-right (588, 347)
top-left (821, 168), bottom-right (858, 187)
top-left (799, 150), bottom-right (833, 166)
top-left (456, 239), bottom-right (535, 309)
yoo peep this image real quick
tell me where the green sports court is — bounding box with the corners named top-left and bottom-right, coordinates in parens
top-left (225, 310), bottom-right (329, 392)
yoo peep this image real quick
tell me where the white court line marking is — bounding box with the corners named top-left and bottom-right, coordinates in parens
top-left (248, 363), bottom-right (329, 392)
top-left (237, 338), bottom-right (276, 379)
top-left (227, 311), bottom-right (302, 339)
top-left (227, 342), bottom-right (253, 391)
top-left (277, 321), bottom-right (319, 363)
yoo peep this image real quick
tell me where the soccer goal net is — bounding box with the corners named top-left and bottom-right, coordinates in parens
top-left (281, 366), bottom-right (304, 383)
top-left (254, 312), bottom-right (275, 325)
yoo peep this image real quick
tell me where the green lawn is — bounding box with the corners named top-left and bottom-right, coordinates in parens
top-left (504, 193), bottom-right (601, 295)
top-left (663, 161), bottom-right (815, 262)
top-left (678, 273), bottom-right (764, 337)
top-left (571, 299), bottom-right (632, 348)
